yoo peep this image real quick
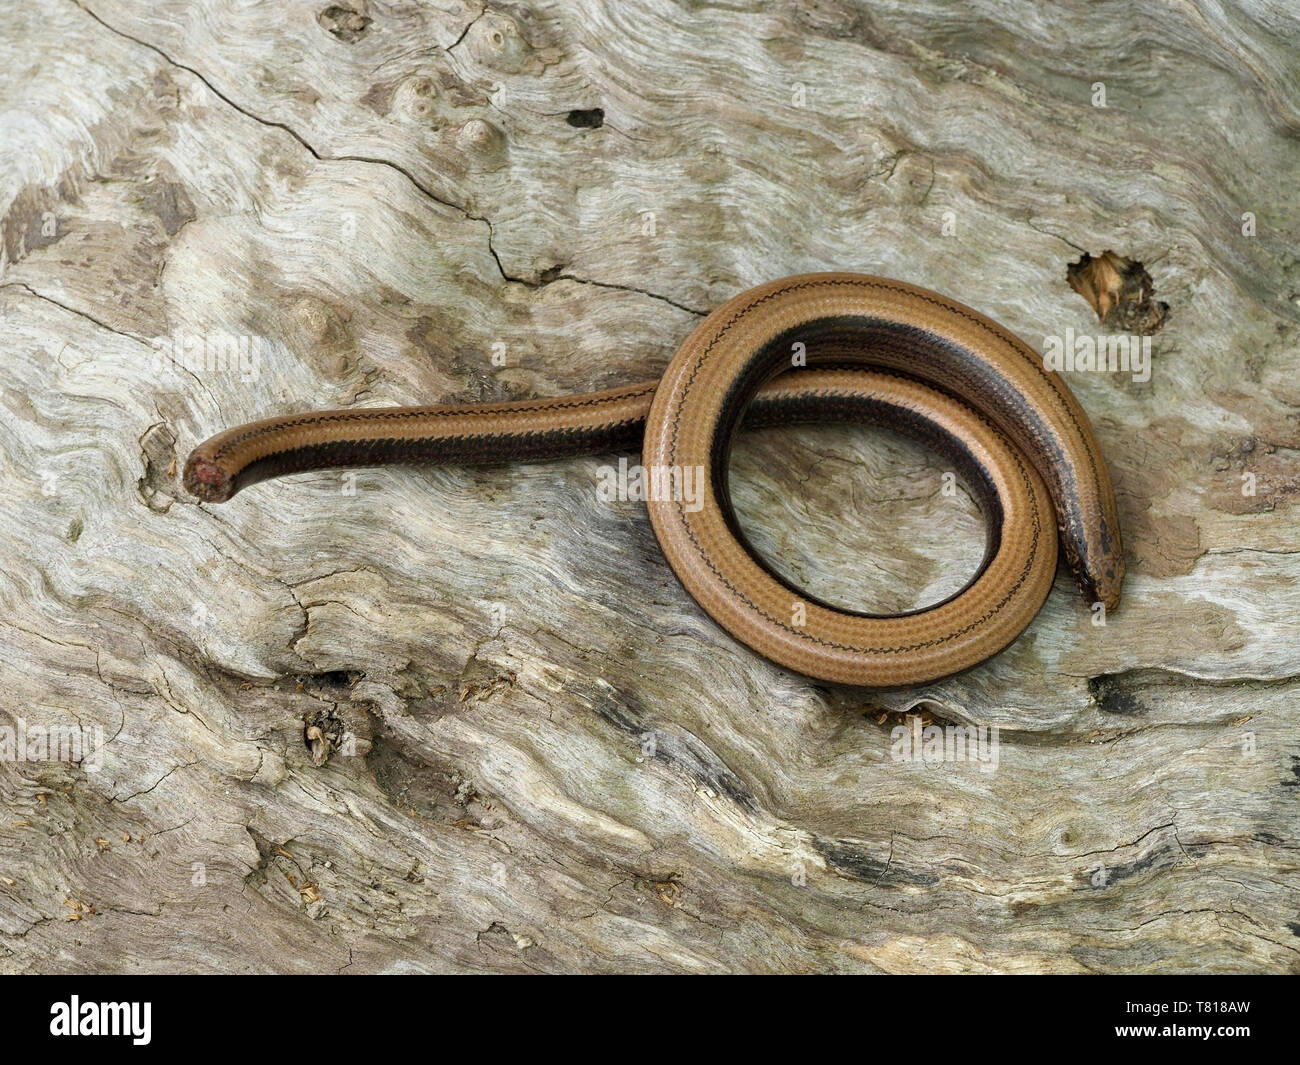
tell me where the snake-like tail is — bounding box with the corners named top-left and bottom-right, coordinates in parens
top-left (184, 273), bottom-right (1123, 687)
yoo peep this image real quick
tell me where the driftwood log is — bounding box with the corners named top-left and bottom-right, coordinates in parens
top-left (1, 0), bottom-right (1297, 974)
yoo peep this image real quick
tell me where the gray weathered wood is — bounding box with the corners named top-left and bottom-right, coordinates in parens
top-left (0, 0), bottom-right (1297, 973)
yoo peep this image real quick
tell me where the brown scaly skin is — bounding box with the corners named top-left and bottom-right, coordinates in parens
top-left (185, 273), bottom-right (1124, 687)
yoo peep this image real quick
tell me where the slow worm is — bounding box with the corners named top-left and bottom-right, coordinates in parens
top-left (185, 273), bottom-right (1124, 686)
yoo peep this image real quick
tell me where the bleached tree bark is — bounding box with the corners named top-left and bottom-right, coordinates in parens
top-left (0, 0), bottom-right (1296, 973)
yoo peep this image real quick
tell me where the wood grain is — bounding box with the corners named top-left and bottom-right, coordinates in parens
top-left (0, 0), bottom-right (1296, 973)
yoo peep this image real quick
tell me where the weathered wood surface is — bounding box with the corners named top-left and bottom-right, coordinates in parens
top-left (1, 0), bottom-right (1297, 973)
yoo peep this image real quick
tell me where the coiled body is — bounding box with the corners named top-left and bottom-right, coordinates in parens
top-left (185, 273), bottom-right (1124, 686)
